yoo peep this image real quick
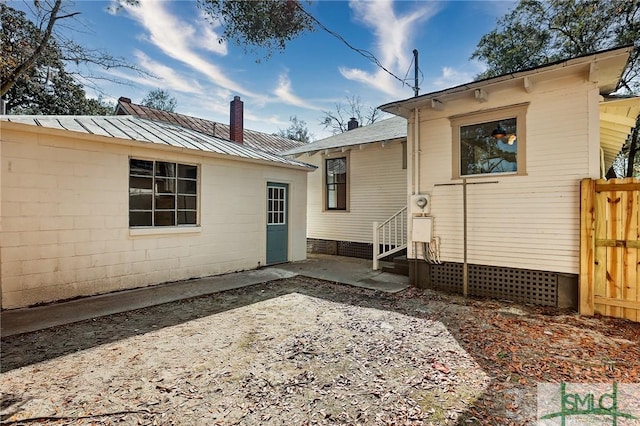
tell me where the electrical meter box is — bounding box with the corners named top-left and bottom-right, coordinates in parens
top-left (412, 217), bottom-right (433, 243)
top-left (410, 194), bottom-right (431, 214)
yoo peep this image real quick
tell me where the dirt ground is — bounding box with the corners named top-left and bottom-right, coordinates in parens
top-left (2, 276), bottom-right (639, 425)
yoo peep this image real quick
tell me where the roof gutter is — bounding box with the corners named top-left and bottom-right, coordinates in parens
top-left (379, 45), bottom-right (635, 117)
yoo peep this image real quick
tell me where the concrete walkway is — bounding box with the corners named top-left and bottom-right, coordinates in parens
top-left (1, 254), bottom-right (409, 337)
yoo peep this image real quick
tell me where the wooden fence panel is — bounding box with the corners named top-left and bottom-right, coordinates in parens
top-left (580, 179), bottom-right (595, 315)
top-left (580, 178), bottom-right (640, 322)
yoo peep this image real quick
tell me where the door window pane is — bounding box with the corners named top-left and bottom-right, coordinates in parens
top-left (267, 186), bottom-right (286, 225)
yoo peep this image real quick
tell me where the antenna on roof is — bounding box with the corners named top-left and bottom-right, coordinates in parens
top-left (413, 49), bottom-right (419, 97)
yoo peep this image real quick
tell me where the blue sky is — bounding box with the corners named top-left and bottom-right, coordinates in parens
top-left (15, 0), bottom-right (517, 140)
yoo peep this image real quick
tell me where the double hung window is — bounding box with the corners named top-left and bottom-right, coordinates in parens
top-left (326, 157), bottom-right (347, 210)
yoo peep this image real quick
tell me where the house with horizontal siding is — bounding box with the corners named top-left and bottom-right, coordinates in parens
top-left (0, 115), bottom-right (314, 309)
top-left (282, 116), bottom-right (407, 259)
top-left (379, 45), bottom-right (640, 308)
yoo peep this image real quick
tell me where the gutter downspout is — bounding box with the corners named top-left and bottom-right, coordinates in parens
top-left (414, 107), bottom-right (420, 196)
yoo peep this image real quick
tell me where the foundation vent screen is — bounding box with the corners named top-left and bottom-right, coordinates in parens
top-left (337, 241), bottom-right (373, 259)
top-left (430, 263), bottom-right (558, 306)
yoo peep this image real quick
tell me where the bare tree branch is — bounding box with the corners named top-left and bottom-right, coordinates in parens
top-left (1, 0), bottom-right (61, 96)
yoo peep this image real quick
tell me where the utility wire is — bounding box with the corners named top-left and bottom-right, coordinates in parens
top-left (402, 52), bottom-right (425, 90)
top-left (294, 2), bottom-right (418, 91)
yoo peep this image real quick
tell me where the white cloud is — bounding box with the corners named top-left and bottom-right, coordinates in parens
top-left (430, 67), bottom-right (474, 91)
top-left (341, 0), bottom-right (440, 97)
top-left (121, 0), bottom-right (257, 98)
top-left (133, 51), bottom-right (204, 93)
top-left (428, 60), bottom-right (487, 92)
top-left (273, 73), bottom-right (323, 111)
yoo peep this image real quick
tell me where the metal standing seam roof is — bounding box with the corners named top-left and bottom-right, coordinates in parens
top-left (0, 115), bottom-right (315, 170)
top-left (281, 116), bottom-right (408, 156)
top-left (115, 100), bottom-right (306, 154)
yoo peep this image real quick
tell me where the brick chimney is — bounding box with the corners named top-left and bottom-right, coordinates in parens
top-left (347, 117), bottom-right (359, 130)
top-left (230, 96), bottom-right (244, 143)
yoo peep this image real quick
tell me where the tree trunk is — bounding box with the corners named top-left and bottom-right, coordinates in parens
top-left (0, 0), bottom-right (62, 97)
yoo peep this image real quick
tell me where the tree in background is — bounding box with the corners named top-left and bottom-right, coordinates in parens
top-left (3, 0), bottom-right (311, 111)
top-left (275, 116), bottom-right (313, 143)
top-left (320, 95), bottom-right (382, 135)
top-left (1, 1), bottom-right (145, 100)
top-left (197, 0), bottom-right (315, 60)
top-left (471, 0), bottom-right (639, 176)
top-left (1, 4), bottom-right (114, 114)
top-left (141, 89), bottom-right (177, 112)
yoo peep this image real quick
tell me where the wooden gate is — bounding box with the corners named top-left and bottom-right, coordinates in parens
top-left (580, 178), bottom-right (640, 322)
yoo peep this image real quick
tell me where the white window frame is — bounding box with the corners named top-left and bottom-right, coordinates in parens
top-left (129, 158), bottom-right (199, 228)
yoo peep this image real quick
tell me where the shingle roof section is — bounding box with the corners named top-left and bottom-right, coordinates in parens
top-left (115, 99), bottom-right (306, 154)
top-left (281, 116), bottom-right (407, 156)
top-left (1, 115), bottom-right (315, 170)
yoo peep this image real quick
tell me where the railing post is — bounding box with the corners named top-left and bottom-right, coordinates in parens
top-left (373, 221), bottom-right (379, 270)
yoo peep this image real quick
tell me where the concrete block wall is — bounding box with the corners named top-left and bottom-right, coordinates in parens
top-left (1, 126), bottom-right (308, 309)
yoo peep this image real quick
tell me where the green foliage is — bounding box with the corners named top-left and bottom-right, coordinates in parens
top-left (141, 89), bottom-right (177, 112)
top-left (471, 0), bottom-right (640, 92)
top-left (276, 116), bottom-right (312, 143)
top-left (471, 0), bottom-right (640, 177)
top-left (1, 4), bottom-right (113, 115)
top-left (197, 0), bottom-right (315, 58)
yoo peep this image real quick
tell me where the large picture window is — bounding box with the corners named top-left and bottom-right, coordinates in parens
top-left (326, 157), bottom-right (347, 210)
top-left (460, 118), bottom-right (517, 176)
top-left (129, 159), bottom-right (198, 227)
top-left (451, 104), bottom-right (527, 179)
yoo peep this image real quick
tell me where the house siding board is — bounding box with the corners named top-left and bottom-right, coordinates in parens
top-left (306, 142), bottom-right (407, 244)
top-left (414, 79), bottom-right (595, 275)
top-left (1, 126), bottom-right (308, 309)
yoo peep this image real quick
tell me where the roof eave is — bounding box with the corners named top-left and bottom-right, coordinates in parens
top-left (380, 45), bottom-right (635, 117)
top-left (1, 120), bottom-right (316, 172)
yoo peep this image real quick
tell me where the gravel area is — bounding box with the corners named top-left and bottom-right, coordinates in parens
top-left (2, 276), bottom-right (639, 425)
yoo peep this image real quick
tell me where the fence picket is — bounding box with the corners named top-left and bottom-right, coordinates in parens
top-left (593, 179), bottom-right (608, 316)
top-left (625, 183), bottom-right (638, 321)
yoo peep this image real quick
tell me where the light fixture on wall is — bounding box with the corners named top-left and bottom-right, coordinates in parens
top-left (491, 125), bottom-right (507, 139)
top-left (491, 125), bottom-right (517, 145)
